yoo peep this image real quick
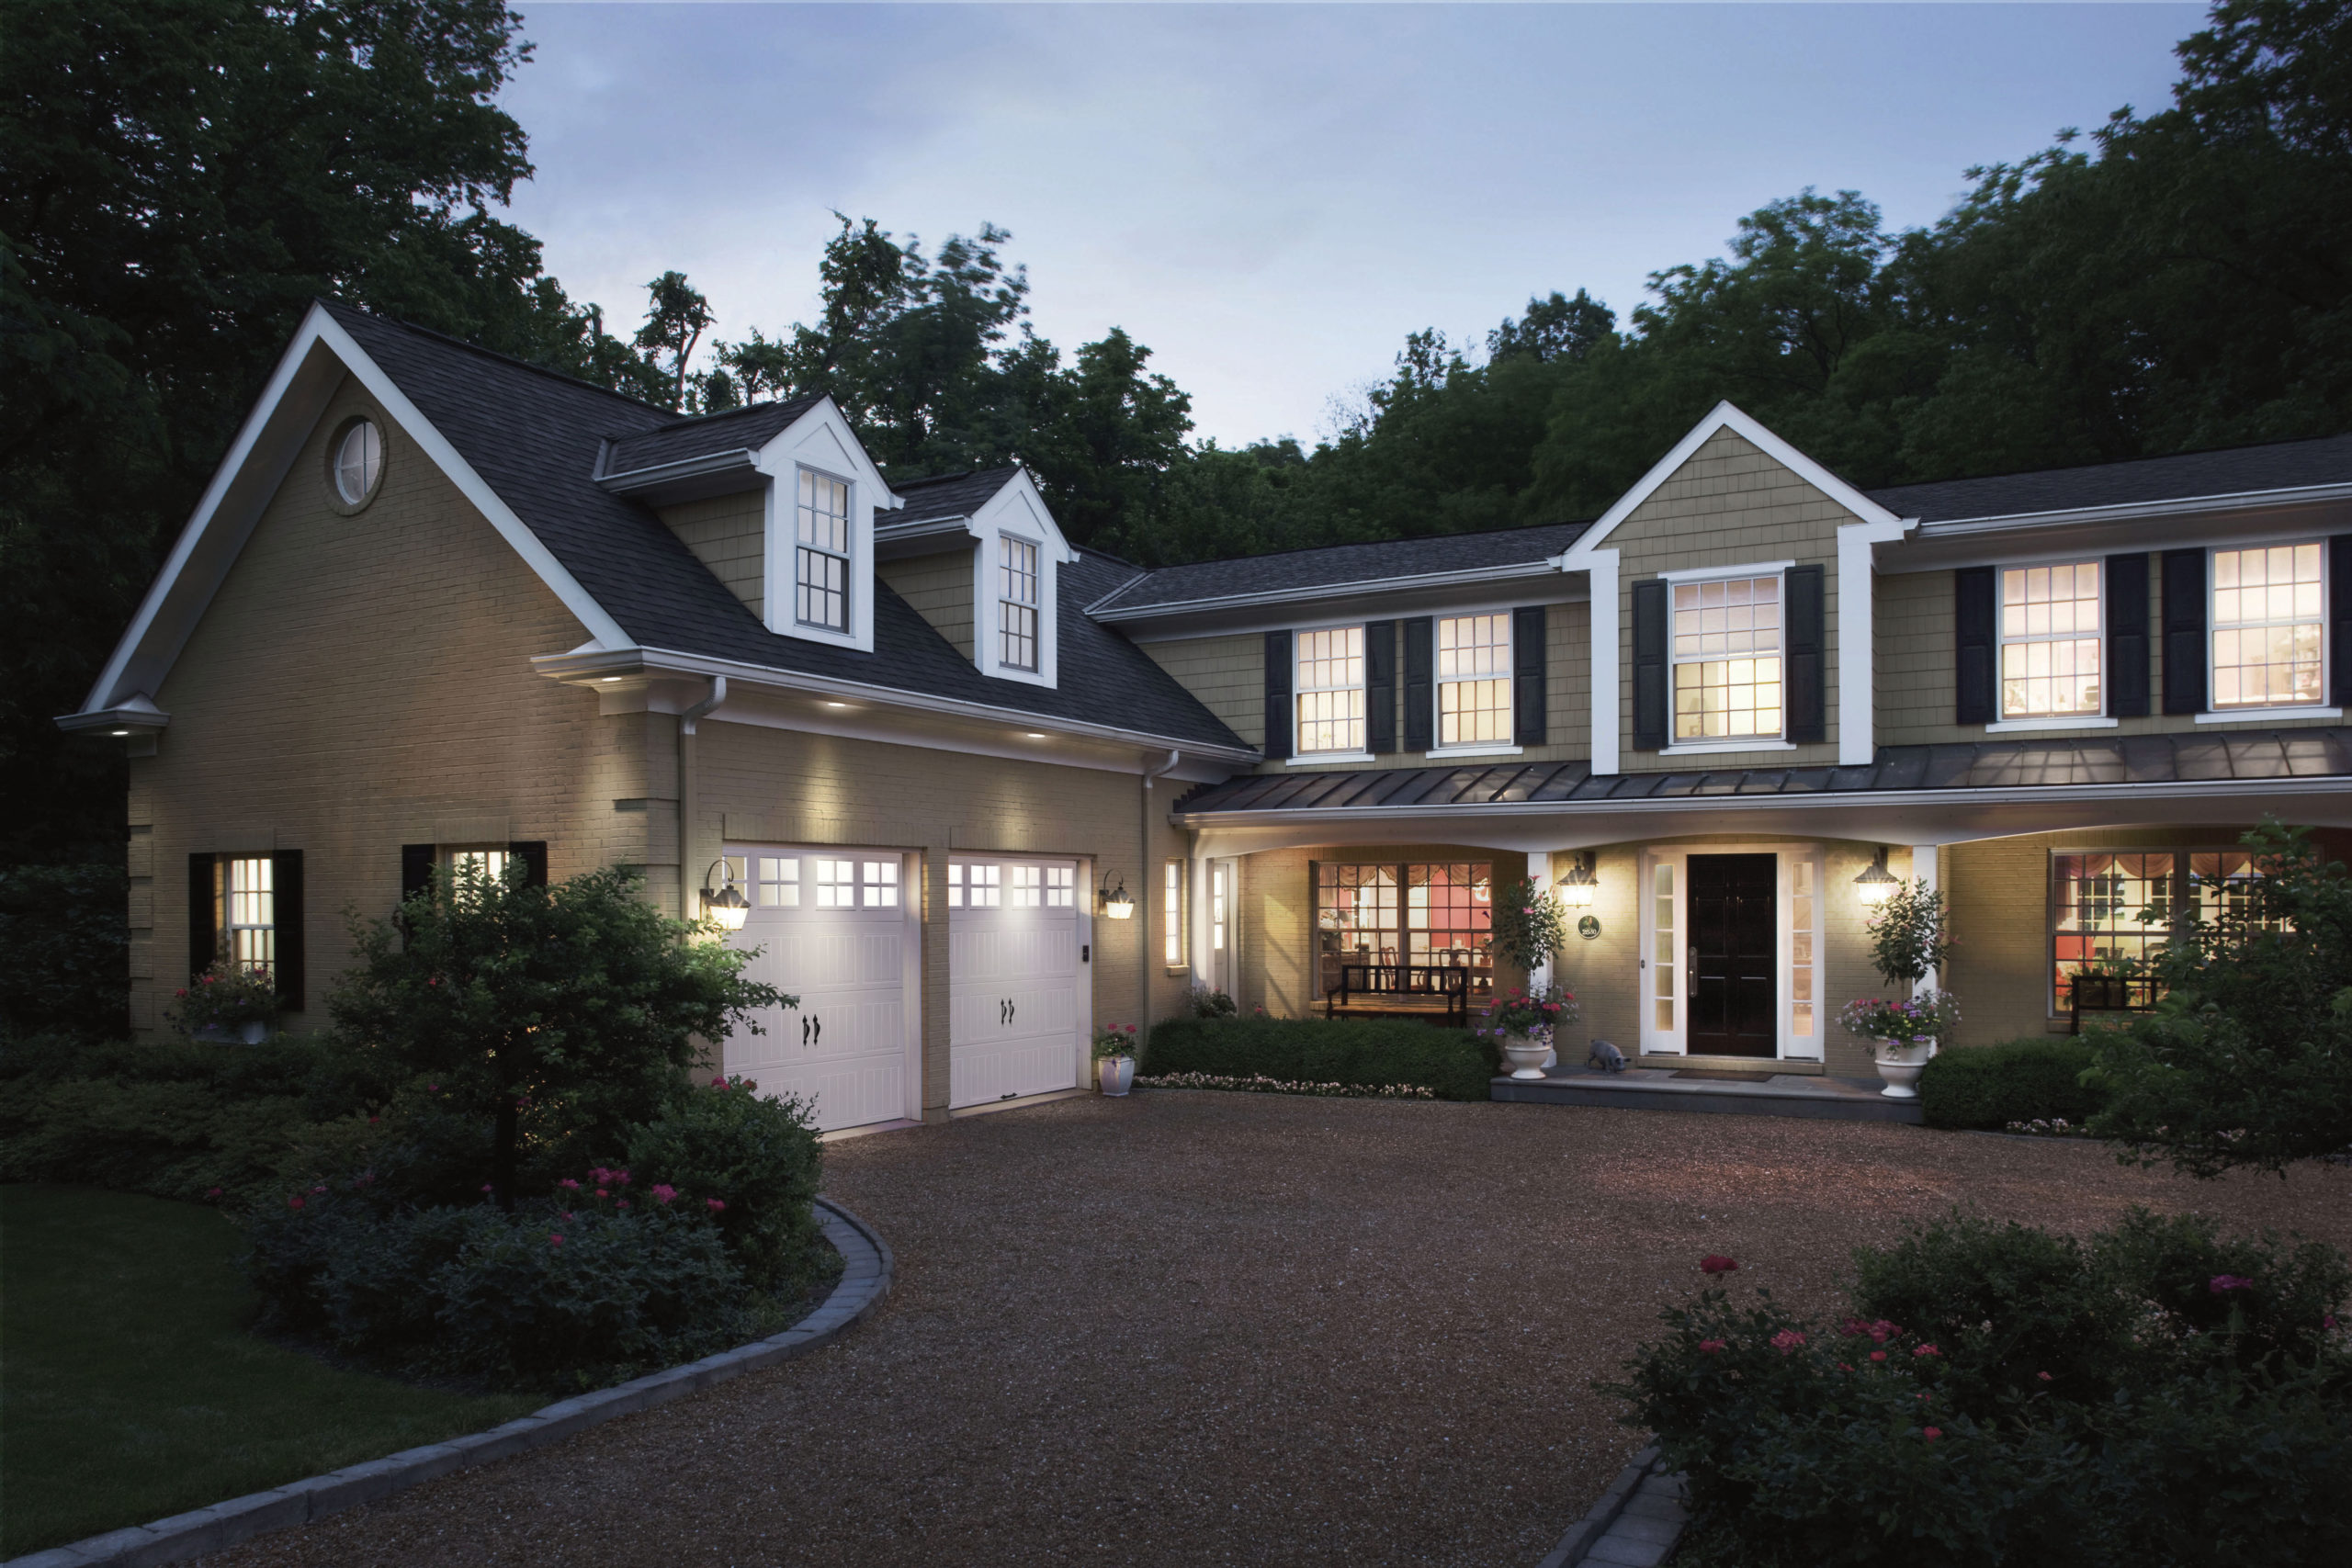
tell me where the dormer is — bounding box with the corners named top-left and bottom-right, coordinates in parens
top-left (597, 395), bottom-right (900, 654)
top-left (877, 467), bottom-right (1075, 689)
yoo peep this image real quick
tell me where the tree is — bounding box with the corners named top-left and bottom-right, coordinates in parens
top-left (1487, 288), bottom-right (1617, 365)
top-left (328, 863), bottom-right (786, 1208)
top-left (633, 270), bottom-right (715, 412)
top-left (1029, 328), bottom-right (1193, 553)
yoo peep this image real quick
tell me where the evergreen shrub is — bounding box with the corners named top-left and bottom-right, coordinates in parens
top-left (1917, 1039), bottom-right (2107, 1130)
top-left (1144, 1015), bottom-right (1498, 1100)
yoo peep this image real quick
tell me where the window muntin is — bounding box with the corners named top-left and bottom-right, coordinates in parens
top-left (1163, 861), bottom-right (1184, 964)
top-left (1295, 626), bottom-right (1367, 754)
top-left (755, 856), bottom-right (800, 907)
top-left (999, 536), bottom-right (1040, 671)
top-left (795, 470), bottom-right (852, 633)
top-left (1313, 862), bottom-right (1492, 998)
top-left (223, 856), bottom-right (275, 976)
top-left (861, 860), bottom-right (899, 908)
top-left (2051, 848), bottom-right (2290, 1011)
top-left (2211, 544), bottom-right (2324, 708)
top-left (1210, 864), bottom-right (1228, 953)
top-left (1044, 865), bottom-right (1074, 908)
top-left (814, 857), bottom-right (857, 908)
top-left (2001, 562), bottom-right (2101, 718)
top-left (1789, 858), bottom-right (1815, 1043)
top-left (1008, 864), bottom-right (1043, 908)
top-left (951, 863), bottom-right (1001, 908)
top-left (333, 420), bottom-right (382, 505)
top-left (1651, 861), bottom-right (1676, 1034)
top-left (1672, 576), bottom-right (1781, 740)
top-left (1436, 615), bottom-right (1510, 747)
top-left (449, 848), bottom-right (510, 886)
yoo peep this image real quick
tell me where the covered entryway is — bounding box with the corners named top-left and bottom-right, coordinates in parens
top-left (1687, 853), bottom-right (1778, 1056)
top-left (721, 847), bottom-right (918, 1133)
top-left (949, 855), bottom-right (1087, 1108)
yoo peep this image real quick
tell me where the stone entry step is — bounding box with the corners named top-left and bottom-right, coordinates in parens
top-left (1493, 1066), bottom-right (1924, 1124)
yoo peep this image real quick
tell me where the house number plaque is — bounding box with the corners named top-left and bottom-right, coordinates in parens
top-left (1577, 915), bottom-right (1601, 941)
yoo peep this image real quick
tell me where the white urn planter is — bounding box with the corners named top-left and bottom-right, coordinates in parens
top-left (196, 1021), bottom-right (271, 1045)
top-left (1872, 1038), bottom-right (1935, 1099)
top-left (1500, 1035), bottom-right (1553, 1080)
top-left (1096, 1055), bottom-right (1136, 1097)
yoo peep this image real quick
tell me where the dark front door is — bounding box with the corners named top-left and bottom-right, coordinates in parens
top-left (1688, 853), bottom-right (1777, 1057)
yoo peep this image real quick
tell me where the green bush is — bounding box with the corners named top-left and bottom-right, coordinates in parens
top-left (1614, 1209), bottom-right (2352, 1567)
top-left (1144, 1015), bottom-right (1498, 1100)
top-left (1918, 1038), bottom-right (2107, 1130)
top-left (0, 862), bottom-right (129, 1041)
top-left (628, 1076), bottom-right (822, 1292)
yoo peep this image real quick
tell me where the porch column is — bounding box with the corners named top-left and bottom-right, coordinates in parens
top-left (1909, 843), bottom-right (1939, 997)
top-left (1525, 851), bottom-right (1554, 994)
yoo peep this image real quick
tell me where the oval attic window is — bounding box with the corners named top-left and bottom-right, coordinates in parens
top-left (332, 418), bottom-right (383, 506)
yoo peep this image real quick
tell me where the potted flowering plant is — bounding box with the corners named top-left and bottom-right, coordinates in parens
top-left (1476, 986), bottom-right (1578, 1080)
top-left (168, 960), bottom-right (281, 1043)
top-left (1849, 876), bottom-right (1957, 1099)
top-left (1092, 1023), bottom-right (1139, 1097)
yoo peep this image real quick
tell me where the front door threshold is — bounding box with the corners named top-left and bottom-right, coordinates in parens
top-left (1636, 1054), bottom-right (1825, 1076)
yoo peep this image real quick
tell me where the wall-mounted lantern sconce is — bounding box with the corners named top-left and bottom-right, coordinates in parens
top-left (1557, 851), bottom-right (1600, 908)
top-left (700, 859), bottom-right (750, 931)
top-left (1098, 874), bottom-right (1135, 919)
top-left (1852, 845), bottom-right (1900, 907)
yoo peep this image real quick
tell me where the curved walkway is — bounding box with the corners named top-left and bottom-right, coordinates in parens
top-left (192, 1093), bottom-right (2350, 1568)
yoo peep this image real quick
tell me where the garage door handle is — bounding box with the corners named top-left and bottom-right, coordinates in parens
top-left (1000, 998), bottom-right (1009, 1026)
top-left (801, 1016), bottom-right (810, 1046)
top-left (812, 1015), bottom-right (822, 1045)
top-left (1009, 999), bottom-right (1017, 1024)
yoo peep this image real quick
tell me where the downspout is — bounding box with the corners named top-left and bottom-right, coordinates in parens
top-left (1139, 749), bottom-right (1182, 1050)
top-left (677, 675), bottom-right (727, 922)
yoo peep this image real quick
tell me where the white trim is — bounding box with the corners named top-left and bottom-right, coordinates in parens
top-left (2196, 705), bottom-right (2343, 724)
top-left (1914, 480), bottom-right (2352, 538)
top-left (1838, 517), bottom-right (1917, 764)
top-left (968, 471), bottom-right (1073, 689)
top-left (1426, 743), bottom-right (1524, 760)
top-left (1635, 842), bottom-right (1824, 1063)
top-left (1287, 751), bottom-right (1374, 766)
top-left (1428, 605), bottom-right (1520, 754)
top-left (1662, 738), bottom-right (1797, 756)
top-left (1086, 559), bottom-right (1567, 623)
top-left (1657, 558), bottom-right (1795, 583)
top-left (1588, 552), bottom-right (1620, 775)
top-left (1985, 716), bottom-right (2120, 733)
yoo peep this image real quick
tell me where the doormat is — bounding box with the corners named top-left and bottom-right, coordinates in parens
top-left (1671, 1069), bottom-right (1776, 1082)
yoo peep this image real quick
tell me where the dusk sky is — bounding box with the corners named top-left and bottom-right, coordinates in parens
top-left (500, 3), bottom-right (2205, 446)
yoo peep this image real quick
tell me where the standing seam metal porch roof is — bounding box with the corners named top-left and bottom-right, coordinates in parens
top-left (1171, 730), bottom-right (2352, 815)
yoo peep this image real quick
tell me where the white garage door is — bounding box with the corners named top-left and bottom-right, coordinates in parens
top-left (949, 856), bottom-right (1085, 1109)
top-left (721, 848), bottom-right (912, 1133)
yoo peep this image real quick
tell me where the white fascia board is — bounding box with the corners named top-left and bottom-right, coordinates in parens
top-left (597, 447), bottom-right (759, 493)
top-left (1838, 516), bottom-right (1918, 766)
top-left (1912, 481), bottom-right (2352, 538)
top-left (1085, 559), bottom-right (1568, 623)
top-left (532, 644), bottom-right (1262, 765)
top-left (76, 305), bottom-right (630, 716)
top-left (1556, 400), bottom-right (1903, 568)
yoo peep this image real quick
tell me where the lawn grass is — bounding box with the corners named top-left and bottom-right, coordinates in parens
top-left (0, 1185), bottom-right (539, 1557)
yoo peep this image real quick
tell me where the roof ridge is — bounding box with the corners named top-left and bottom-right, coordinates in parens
top-left (616, 392), bottom-right (826, 443)
top-left (1868, 429), bottom-right (2352, 497)
top-left (892, 464), bottom-right (1022, 491)
top-left (318, 298), bottom-right (683, 419)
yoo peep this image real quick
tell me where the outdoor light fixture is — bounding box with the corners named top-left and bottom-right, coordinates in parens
top-left (699, 859), bottom-right (750, 931)
top-left (1557, 852), bottom-right (1600, 908)
top-left (1098, 874), bottom-right (1136, 919)
top-left (1852, 845), bottom-right (1900, 907)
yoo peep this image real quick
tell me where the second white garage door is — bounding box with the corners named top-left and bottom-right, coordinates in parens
top-left (949, 856), bottom-right (1085, 1108)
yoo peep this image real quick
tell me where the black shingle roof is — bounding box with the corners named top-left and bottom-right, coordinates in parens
top-left (1172, 729), bottom-right (2352, 815)
top-left (325, 303), bottom-right (1246, 751)
top-left (1865, 434), bottom-right (2352, 524)
top-left (603, 396), bottom-right (826, 478)
top-left (1087, 520), bottom-right (1592, 615)
top-left (888, 468), bottom-right (1021, 525)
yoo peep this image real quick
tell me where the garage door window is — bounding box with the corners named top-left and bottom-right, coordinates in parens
top-left (862, 861), bottom-right (899, 908)
top-left (949, 863), bottom-right (1003, 908)
top-left (1046, 865), bottom-right (1075, 908)
top-left (1009, 865), bottom-right (1043, 907)
top-left (756, 856), bottom-right (799, 906)
top-left (814, 859), bottom-right (857, 908)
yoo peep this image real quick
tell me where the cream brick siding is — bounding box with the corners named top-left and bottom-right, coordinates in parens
top-left (1611, 429), bottom-right (1847, 772)
top-left (877, 545), bottom-right (977, 660)
top-left (658, 490), bottom-right (764, 620)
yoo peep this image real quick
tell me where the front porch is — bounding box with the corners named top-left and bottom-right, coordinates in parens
top-left (1493, 1064), bottom-right (1924, 1123)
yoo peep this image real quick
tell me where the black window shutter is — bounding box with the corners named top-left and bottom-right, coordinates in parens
top-left (1954, 566), bottom-right (1996, 726)
top-left (1632, 580), bottom-right (1668, 751)
top-left (1364, 620), bottom-right (1396, 753)
top-left (188, 853), bottom-right (217, 980)
top-left (2106, 552), bottom-right (2151, 717)
top-left (401, 843), bottom-right (435, 906)
top-left (1512, 605), bottom-right (1547, 746)
top-left (272, 850), bottom-right (304, 1011)
top-left (2333, 536), bottom-right (2352, 706)
top-left (1785, 564), bottom-right (1826, 742)
top-left (1403, 616), bottom-right (1433, 751)
top-left (509, 840), bottom-right (549, 887)
top-left (1262, 631), bottom-right (1292, 760)
top-left (2162, 548), bottom-right (2207, 715)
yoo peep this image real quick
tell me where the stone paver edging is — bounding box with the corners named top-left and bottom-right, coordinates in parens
top-left (6, 1197), bottom-right (893, 1568)
top-left (1534, 1444), bottom-right (1691, 1567)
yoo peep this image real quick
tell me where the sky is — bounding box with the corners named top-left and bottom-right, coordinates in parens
top-left (498, 3), bottom-right (2206, 446)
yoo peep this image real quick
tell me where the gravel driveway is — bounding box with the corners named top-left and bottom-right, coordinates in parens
top-left (206, 1091), bottom-right (2352, 1568)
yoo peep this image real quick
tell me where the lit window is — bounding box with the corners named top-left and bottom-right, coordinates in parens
top-left (815, 858), bottom-right (856, 908)
top-left (1163, 861), bottom-right (1184, 964)
top-left (1790, 859), bottom-right (1815, 1041)
top-left (1210, 864), bottom-right (1228, 953)
top-left (861, 860), bottom-right (899, 908)
top-left (2000, 563), bottom-right (2101, 717)
top-left (333, 420), bottom-right (382, 505)
top-left (449, 848), bottom-right (510, 886)
top-left (1044, 865), bottom-right (1074, 908)
top-left (224, 856), bottom-right (275, 976)
top-left (757, 856), bottom-right (799, 907)
top-left (999, 536), bottom-right (1039, 671)
top-left (1009, 864), bottom-right (1043, 908)
top-left (1295, 626), bottom-right (1366, 753)
top-left (947, 863), bottom-right (963, 908)
top-left (1672, 577), bottom-right (1781, 740)
top-left (796, 470), bottom-right (851, 632)
top-left (965, 864), bottom-right (1001, 908)
top-left (1651, 861), bottom-right (1677, 1033)
top-left (2211, 544), bottom-right (2324, 708)
top-left (1436, 615), bottom-right (1511, 746)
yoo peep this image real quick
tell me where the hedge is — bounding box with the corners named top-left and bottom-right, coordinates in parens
top-left (1918, 1037), bottom-right (2109, 1130)
top-left (1143, 1016), bottom-right (1498, 1100)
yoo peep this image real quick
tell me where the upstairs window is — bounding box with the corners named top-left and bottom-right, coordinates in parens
top-left (1295, 626), bottom-right (1366, 754)
top-left (1672, 576), bottom-right (1781, 740)
top-left (796, 470), bottom-right (851, 632)
top-left (999, 536), bottom-right (1040, 671)
top-left (331, 419), bottom-right (383, 507)
top-left (1436, 615), bottom-right (1510, 746)
top-left (2211, 544), bottom-right (2323, 708)
top-left (2001, 562), bottom-right (2101, 718)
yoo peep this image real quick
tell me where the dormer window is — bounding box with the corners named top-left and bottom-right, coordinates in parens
top-left (796, 470), bottom-right (851, 633)
top-left (999, 536), bottom-right (1040, 671)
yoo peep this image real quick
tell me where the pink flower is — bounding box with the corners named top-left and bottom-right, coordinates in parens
top-left (595, 1190), bottom-right (608, 1199)
top-left (1870, 1350), bottom-right (1887, 1363)
top-left (1699, 1255), bottom-right (1739, 1277)
top-left (1125, 1023), bottom-right (1137, 1034)
top-left (2326, 1315), bottom-right (2339, 1331)
top-left (205, 1187), bottom-right (222, 1199)
top-left (427, 1083), bottom-right (439, 1092)
top-left (1698, 1338), bottom-right (1726, 1355)
top-left (707, 1198), bottom-right (727, 1213)
top-left (2210, 1274), bottom-right (2254, 1294)
top-left (1770, 1329), bottom-right (1806, 1354)
top-left (549, 1233), bottom-right (564, 1247)
top-left (482, 1183), bottom-right (494, 1194)
top-left (311, 1184), bottom-right (327, 1193)
top-left (1922, 1427), bottom-right (1942, 1442)
top-left (561, 1211), bottom-right (573, 1220)
top-left (651, 1184), bottom-right (678, 1204)
top-left (560, 1179), bottom-right (581, 1191)
top-left (1837, 1362), bottom-right (1852, 1371)
top-left (288, 1196), bottom-right (304, 1209)
top-left (2037, 1371), bottom-right (2053, 1382)
top-left (1913, 1344), bottom-right (1940, 1359)
top-left (1867, 1320), bottom-right (1899, 1344)
top-left (616, 1199), bottom-right (631, 1210)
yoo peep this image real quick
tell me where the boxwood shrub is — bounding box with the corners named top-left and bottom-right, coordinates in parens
top-left (1143, 1016), bottom-right (1498, 1100)
top-left (1918, 1038), bottom-right (2109, 1130)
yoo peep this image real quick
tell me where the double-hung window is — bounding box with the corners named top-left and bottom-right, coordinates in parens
top-left (795, 470), bottom-right (851, 633)
top-left (1295, 626), bottom-right (1366, 754)
top-left (223, 856), bottom-right (276, 976)
top-left (1672, 576), bottom-right (1781, 740)
top-left (2000, 562), bottom-right (2101, 718)
top-left (2211, 544), bottom-right (2324, 709)
top-left (1436, 615), bottom-right (1510, 746)
top-left (999, 536), bottom-right (1040, 671)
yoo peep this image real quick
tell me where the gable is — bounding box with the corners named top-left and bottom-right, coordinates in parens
top-left (1604, 426), bottom-right (1860, 574)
